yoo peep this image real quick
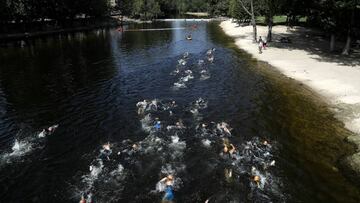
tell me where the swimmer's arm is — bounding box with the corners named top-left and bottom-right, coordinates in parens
top-left (229, 144), bottom-right (236, 153)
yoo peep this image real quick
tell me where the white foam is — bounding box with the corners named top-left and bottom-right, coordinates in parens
top-left (173, 82), bottom-right (186, 89)
top-left (140, 114), bottom-right (153, 132)
top-left (89, 159), bottom-right (104, 178)
top-left (202, 139), bottom-right (212, 147)
top-left (38, 130), bottom-right (46, 138)
top-left (1, 139), bottom-right (34, 164)
top-left (178, 59), bottom-right (187, 66)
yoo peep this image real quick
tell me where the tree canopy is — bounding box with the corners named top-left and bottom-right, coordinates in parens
top-left (0, 0), bottom-right (111, 24)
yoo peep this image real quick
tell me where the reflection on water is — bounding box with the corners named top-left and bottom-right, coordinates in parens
top-left (0, 21), bottom-right (359, 202)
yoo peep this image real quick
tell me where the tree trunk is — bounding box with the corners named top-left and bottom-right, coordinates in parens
top-left (266, 11), bottom-right (273, 42)
top-left (267, 24), bottom-right (272, 42)
top-left (330, 33), bottom-right (335, 52)
top-left (250, 0), bottom-right (257, 42)
top-left (266, 1), bottom-right (273, 42)
top-left (342, 10), bottom-right (354, 55)
top-left (342, 30), bottom-right (351, 55)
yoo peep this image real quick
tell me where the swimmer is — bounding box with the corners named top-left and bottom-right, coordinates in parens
top-left (47, 124), bottom-right (58, 133)
top-left (198, 59), bottom-right (205, 66)
top-left (154, 121), bottom-right (161, 130)
top-left (39, 124), bottom-right (58, 138)
top-left (149, 100), bottom-right (158, 111)
top-left (253, 175), bottom-right (261, 187)
top-left (207, 55), bottom-right (214, 63)
top-left (263, 140), bottom-right (268, 146)
top-left (102, 142), bottom-right (111, 151)
top-left (132, 143), bottom-right (140, 151)
top-left (160, 175), bottom-right (175, 203)
top-left (183, 52), bottom-right (189, 59)
top-left (222, 138), bottom-right (236, 156)
top-left (186, 34), bottom-right (192, 40)
top-left (206, 48), bottom-right (216, 56)
top-left (175, 119), bottom-right (185, 129)
top-left (80, 192), bottom-right (93, 203)
top-left (79, 195), bottom-right (86, 203)
top-left (136, 100), bottom-right (148, 115)
top-left (178, 59), bottom-right (187, 66)
top-left (217, 122), bottom-right (232, 136)
top-left (102, 142), bottom-right (111, 160)
top-left (197, 98), bottom-right (207, 109)
top-left (224, 168), bottom-right (233, 179)
top-left (270, 160), bottom-right (275, 166)
top-left (160, 175), bottom-right (174, 186)
top-left (169, 101), bottom-right (177, 108)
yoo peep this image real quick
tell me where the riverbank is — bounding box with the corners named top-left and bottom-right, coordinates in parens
top-left (0, 18), bottom-right (120, 42)
top-left (220, 19), bottom-right (360, 178)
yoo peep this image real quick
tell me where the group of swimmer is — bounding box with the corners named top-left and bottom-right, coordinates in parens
top-left (194, 119), bottom-right (278, 202)
top-left (76, 32), bottom-right (274, 202)
top-left (172, 48), bottom-right (215, 89)
top-left (2, 124), bottom-right (59, 163)
top-left (135, 98), bottom-right (187, 202)
top-left (78, 138), bottom-right (140, 203)
top-left (221, 137), bottom-right (273, 186)
top-left (75, 94), bottom-right (277, 203)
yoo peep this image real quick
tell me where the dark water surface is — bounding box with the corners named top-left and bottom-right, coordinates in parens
top-left (0, 21), bottom-right (359, 202)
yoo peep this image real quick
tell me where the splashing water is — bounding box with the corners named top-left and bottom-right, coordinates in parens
top-left (1, 139), bottom-right (34, 165)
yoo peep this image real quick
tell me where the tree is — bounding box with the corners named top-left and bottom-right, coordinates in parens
top-left (238, 0), bottom-right (258, 42)
top-left (337, 0), bottom-right (358, 55)
top-left (307, 0), bottom-right (359, 54)
top-left (88, 0), bottom-right (110, 17)
top-left (229, 0), bottom-right (247, 20)
top-left (262, 0), bottom-right (285, 42)
top-left (117, 0), bottom-right (134, 17)
top-left (131, 0), bottom-right (161, 20)
top-left (209, 0), bottom-right (230, 16)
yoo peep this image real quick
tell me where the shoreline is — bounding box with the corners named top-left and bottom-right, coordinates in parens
top-left (0, 19), bottom-right (120, 42)
top-left (220, 19), bottom-right (360, 177)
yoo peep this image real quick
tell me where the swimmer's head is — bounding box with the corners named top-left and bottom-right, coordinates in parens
top-left (263, 140), bottom-right (268, 145)
top-left (167, 175), bottom-right (174, 180)
top-left (253, 175), bottom-right (260, 183)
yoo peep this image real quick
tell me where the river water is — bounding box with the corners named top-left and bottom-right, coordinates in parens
top-left (0, 21), bottom-right (359, 203)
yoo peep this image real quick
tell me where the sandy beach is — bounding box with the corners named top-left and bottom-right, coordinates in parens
top-left (220, 19), bottom-right (360, 174)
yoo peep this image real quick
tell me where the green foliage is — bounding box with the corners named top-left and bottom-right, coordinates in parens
top-left (0, 0), bottom-right (110, 23)
top-left (228, 0), bottom-right (247, 20)
top-left (117, 0), bottom-right (210, 19)
top-left (209, 0), bottom-right (230, 16)
top-left (129, 0), bottom-right (161, 20)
